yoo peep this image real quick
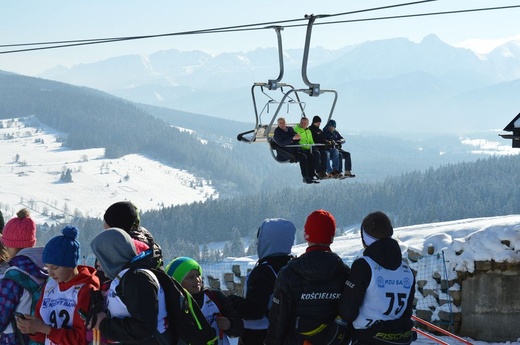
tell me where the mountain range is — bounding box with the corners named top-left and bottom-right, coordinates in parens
top-left (38, 34), bottom-right (520, 133)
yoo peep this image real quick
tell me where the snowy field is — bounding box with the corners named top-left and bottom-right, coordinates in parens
top-left (0, 116), bottom-right (217, 223)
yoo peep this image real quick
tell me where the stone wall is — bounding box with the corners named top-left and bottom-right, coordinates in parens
top-left (410, 251), bottom-right (462, 334)
top-left (459, 263), bottom-right (520, 342)
top-left (410, 250), bottom-right (520, 342)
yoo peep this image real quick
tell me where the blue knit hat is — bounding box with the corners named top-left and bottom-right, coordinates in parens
top-left (43, 226), bottom-right (80, 268)
top-left (165, 257), bottom-right (202, 283)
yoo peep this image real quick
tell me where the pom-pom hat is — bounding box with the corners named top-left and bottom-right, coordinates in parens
top-left (43, 225), bottom-right (80, 268)
top-left (2, 209), bottom-right (36, 248)
top-left (304, 209), bottom-right (336, 244)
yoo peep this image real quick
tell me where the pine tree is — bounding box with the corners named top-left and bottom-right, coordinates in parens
top-left (229, 228), bottom-right (245, 257)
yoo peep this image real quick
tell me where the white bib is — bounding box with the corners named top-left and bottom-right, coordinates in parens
top-left (201, 292), bottom-right (230, 345)
top-left (106, 268), bottom-right (168, 333)
top-left (39, 279), bottom-right (84, 345)
top-left (352, 256), bottom-right (414, 329)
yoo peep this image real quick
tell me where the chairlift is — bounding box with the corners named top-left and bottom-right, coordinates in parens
top-left (236, 15), bottom-right (338, 164)
top-left (499, 112), bottom-right (520, 148)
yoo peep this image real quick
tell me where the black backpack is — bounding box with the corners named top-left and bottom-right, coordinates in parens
top-left (130, 267), bottom-right (218, 345)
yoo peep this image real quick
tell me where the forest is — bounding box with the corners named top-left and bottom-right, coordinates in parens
top-left (36, 154), bottom-right (520, 261)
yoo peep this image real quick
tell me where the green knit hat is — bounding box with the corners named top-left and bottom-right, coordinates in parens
top-left (165, 257), bottom-right (202, 283)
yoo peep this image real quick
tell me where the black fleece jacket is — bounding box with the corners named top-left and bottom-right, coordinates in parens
top-left (99, 253), bottom-right (167, 345)
top-left (264, 247), bottom-right (350, 345)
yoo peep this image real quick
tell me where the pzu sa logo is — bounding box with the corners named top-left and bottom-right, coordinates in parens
top-left (377, 277), bottom-right (411, 288)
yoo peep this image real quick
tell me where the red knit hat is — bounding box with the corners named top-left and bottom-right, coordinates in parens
top-left (2, 209), bottom-right (36, 248)
top-left (304, 209), bottom-right (336, 244)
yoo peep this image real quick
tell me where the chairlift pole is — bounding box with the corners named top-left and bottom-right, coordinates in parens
top-left (301, 14), bottom-right (324, 97)
top-left (267, 26), bottom-right (284, 90)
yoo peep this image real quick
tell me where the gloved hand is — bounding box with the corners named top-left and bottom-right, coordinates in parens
top-left (85, 288), bottom-right (105, 330)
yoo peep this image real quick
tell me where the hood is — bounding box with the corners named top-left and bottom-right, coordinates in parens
top-left (9, 247), bottom-right (48, 280)
top-left (58, 265), bottom-right (100, 290)
top-left (16, 247), bottom-right (45, 270)
top-left (363, 237), bottom-right (403, 270)
top-left (91, 228), bottom-right (137, 280)
top-left (257, 218), bottom-right (296, 260)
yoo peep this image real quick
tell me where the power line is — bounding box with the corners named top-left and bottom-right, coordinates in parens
top-left (1, 2), bottom-right (519, 55)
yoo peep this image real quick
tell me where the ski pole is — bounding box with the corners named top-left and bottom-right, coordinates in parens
top-left (412, 316), bottom-right (473, 345)
top-left (413, 327), bottom-right (449, 345)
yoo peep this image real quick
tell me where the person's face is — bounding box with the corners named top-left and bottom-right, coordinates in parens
top-left (277, 119), bottom-right (286, 130)
top-left (328, 125), bottom-right (335, 131)
top-left (6, 247), bottom-right (19, 258)
top-left (181, 269), bottom-right (203, 295)
top-left (300, 118), bottom-right (309, 129)
top-left (313, 121), bottom-right (321, 127)
top-left (45, 264), bottom-right (77, 283)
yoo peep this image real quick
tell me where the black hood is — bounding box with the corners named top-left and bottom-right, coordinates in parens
top-left (287, 250), bottom-right (345, 281)
top-left (363, 237), bottom-right (403, 270)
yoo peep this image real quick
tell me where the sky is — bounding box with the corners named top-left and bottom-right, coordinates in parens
top-left (2, 0), bottom-right (520, 76)
top-left (2, 118), bottom-right (519, 344)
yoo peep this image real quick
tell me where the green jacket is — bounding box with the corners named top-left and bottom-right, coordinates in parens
top-left (294, 124), bottom-right (315, 151)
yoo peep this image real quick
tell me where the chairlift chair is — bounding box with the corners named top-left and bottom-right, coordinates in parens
top-left (236, 15), bottom-right (339, 164)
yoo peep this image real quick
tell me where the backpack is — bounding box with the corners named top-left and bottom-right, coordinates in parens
top-left (4, 268), bottom-right (43, 315)
top-left (4, 267), bottom-right (45, 345)
top-left (124, 267), bottom-right (218, 345)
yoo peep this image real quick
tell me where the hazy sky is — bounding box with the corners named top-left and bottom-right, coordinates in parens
top-left (2, 0), bottom-right (520, 75)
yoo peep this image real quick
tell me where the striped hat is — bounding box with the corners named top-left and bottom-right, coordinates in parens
top-left (165, 257), bottom-right (202, 283)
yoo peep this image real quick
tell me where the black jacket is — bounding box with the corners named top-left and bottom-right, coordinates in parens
top-left (99, 252), bottom-right (169, 345)
top-left (309, 124), bottom-right (328, 147)
top-left (273, 126), bottom-right (300, 160)
top-left (229, 255), bottom-right (292, 321)
top-left (265, 247), bottom-right (350, 345)
top-left (229, 255), bottom-right (293, 345)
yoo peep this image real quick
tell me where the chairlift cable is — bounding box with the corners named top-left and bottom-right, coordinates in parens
top-left (2, 2), bottom-right (519, 55)
top-left (0, 0), bottom-right (437, 50)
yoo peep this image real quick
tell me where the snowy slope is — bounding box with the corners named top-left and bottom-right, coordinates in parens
top-left (0, 116), bottom-right (217, 223)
